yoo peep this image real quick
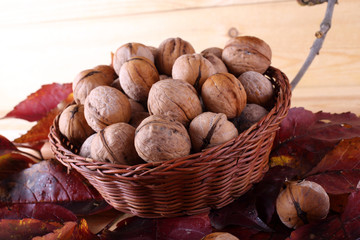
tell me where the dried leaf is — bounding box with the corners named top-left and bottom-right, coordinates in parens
top-left (307, 137), bottom-right (360, 176)
top-left (271, 108), bottom-right (360, 177)
top-left (0, 159), bottom-right (109, 215)
top-left (306, 170), bottom-right (360, 194)
top-left (0, 218), bottom-right (62, 240)
top-left (2, 83), bottom-right (72, 122)
top-left (0, 152), bottom-right (36, 180)
top-left (101, 213), bottom-right (212, 240)
top-left (0, 135), bottom-right (18, 154)
top-left (0, 203), bottom-right (77, 222)
top-left (33, 219), bottom-right (98, 240)
top-left (14, 93), bottom-right (73, 145)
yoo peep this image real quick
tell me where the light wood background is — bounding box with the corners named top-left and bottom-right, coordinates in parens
top-left (0, 0), bottom-right (359, 140)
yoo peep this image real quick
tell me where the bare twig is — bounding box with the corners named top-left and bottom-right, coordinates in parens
top-left (291, 0), bottom-right (337, 90)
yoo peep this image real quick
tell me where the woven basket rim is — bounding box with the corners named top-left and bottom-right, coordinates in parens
top-left (49, 66), bottom-right (291, 177)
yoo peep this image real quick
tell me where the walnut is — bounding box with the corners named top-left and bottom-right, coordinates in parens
top-left (129, 111), bottom-right (150, 128)
top-left (159, 74), bottom-right (171, 80)
top-left (232, 103), bottom-right (269, 133)
top-left (147, 79), bottom-right (202, 126)
top-left (172, 53), bottom-right (216, 91)
top-left (84, 86), bottom-right (131, 132)
top-left (119, 56), bottom-right (159, 103)
top-left (112, 42), bottom-right (154, 75)
top-left (201, 52), bottom-right (228, 74)
top-left (222, 36), bottom-right (272, 76)
top-left (129, 98), bottom-right (146, 113)
top-left (201, 47), bottom-right (223, 59)
top-left (110, 78), bottom-right (122, 91)
top-left (134, 115), bottom-right (191, 162)
top-left (90, 123), bottom-right (143, 165)
top-left (79, 133), bottom-right (96, 158)
top-left (155, 37), bottom-right (195, 75)
top-left (93, 64), bottom-right (118, 83)
top-left (189, 112), bottom-right (238, 152)
top-left (58, 104), bottom-right (94, 147)
top-left (147, 45), bottom-right (158, 59)
top-left (238, 71), bottom-right (274, 107)
top-left (201, 73), bottom-right (247, 119)
top-left (72, 69), bottom-right (111, 104)
top-left (202, 232), bottom-right (239, 240)
top-left (276, 180), bottom-right (330, 229)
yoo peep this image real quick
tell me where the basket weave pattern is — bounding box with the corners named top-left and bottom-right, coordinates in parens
top-left (49, 66), bottom-right (291, 218)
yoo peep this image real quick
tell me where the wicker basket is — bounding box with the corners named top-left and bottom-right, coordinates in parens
top-left (49, 66), bottom-right (291, 218)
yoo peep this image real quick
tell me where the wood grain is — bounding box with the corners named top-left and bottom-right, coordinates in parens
top-left (0, 0), bottom-right (359, 141)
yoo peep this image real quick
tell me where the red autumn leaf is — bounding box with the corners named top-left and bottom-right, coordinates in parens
top-left (0, 159), bottom-right (110, 216)
top-left (270, 107), bottom-right (360, 177)
top-left (0, 203), bottom-right (77, 222)
top-left (287, 187), bottom-right (360, 240)
top-left (101, 213), bottom-right (212, 240)
top-left (0, 218), bottom-right (62, 240)
top-left (0, 152), bottom-right (37, 180)
top-left (307, 170), bottom-right (360, 194)
top-left (13, 93), bottom-right (74, 146)
top-left (307, 137), bottom-right (360, 176)
top-left (33, 219), bottom-right (98, 240)
top-left (0, 134), bottom-right (18, 154)
top-left (209, 189), bottom-right (273, 232)
top-left (2, 83), bottom-right (72, 122)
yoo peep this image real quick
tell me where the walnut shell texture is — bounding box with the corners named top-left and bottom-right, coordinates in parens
top-left (201, 47), bottom-right (223, 59)
top-left (58, 104), bottom-right (94, 147)
top-left (189, 112), bottom-right (238, 152)
top-left (156, 37), bottom-right (195, 76)
top-left (119, 56), bottom-right (159, 103)
top-left (232, 103), bottom-right (269, 133)
top-left (72, 69), bottom-right (111, 104)
top-left (79, 133), bottom-right (96, 158)
top-left (91, 123), bottom-right (142, 165)
top-left (201, 73), bottom-right (247, 119)
top-left (238, 71), bottom-right (274, 107)
top-left (134, 115), bottom-right (191, 162)
top-left (147, 79), bottom-right (202, 126)
top-left (84, 86), bottom-right (131, 132)
top-left (172, 53), bottom-right (216, 90)
top-left (113, 42), bottom-right (154, 75)
top-left (201, 52), bottom-right (228, 74)
top-left (276, 180), bottom-right (330, 229)
top-left (222, 36), bottom-right (272, 76)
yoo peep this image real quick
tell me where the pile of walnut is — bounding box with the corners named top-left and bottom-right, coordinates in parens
top-left (58, 36), bottom-right (275, 165)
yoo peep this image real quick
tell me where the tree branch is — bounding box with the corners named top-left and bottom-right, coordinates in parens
top-left (291, 0), bottom-right (337, 90)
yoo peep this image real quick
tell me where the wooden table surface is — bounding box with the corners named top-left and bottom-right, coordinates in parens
top-left (0, 0), bottom-right (359, 140)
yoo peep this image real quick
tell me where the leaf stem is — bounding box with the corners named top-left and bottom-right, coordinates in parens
top-left (291, 0), bottom-right (337, 90)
